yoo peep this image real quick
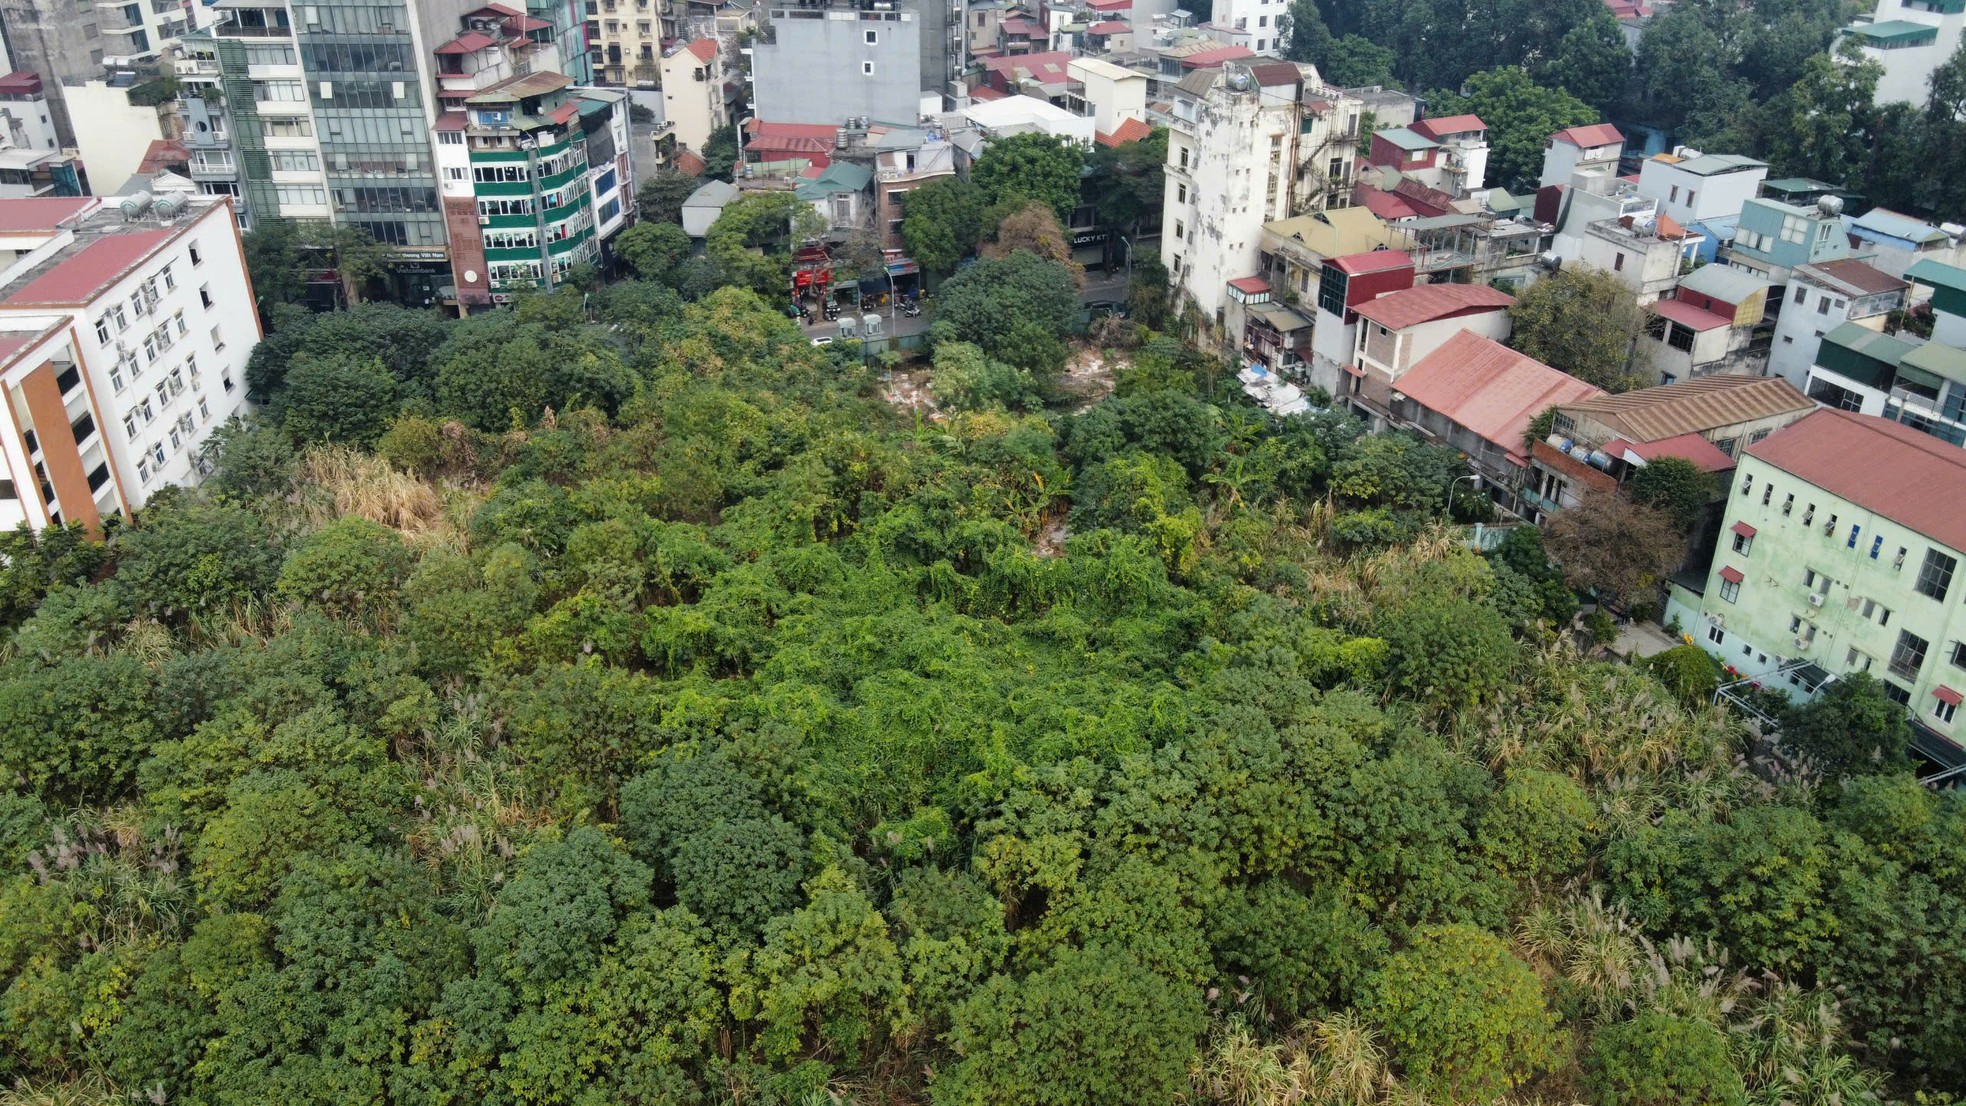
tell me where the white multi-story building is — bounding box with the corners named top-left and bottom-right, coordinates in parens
top-left (1162, 58), bottom-right (1360, 324)
top-left (1206, 0), bottom-right (1285, 53)
top-left (1636, 148), bottom-right (1768, 229)
top-left (1843, 0), bottom-right (1966, 108)
top-left (0, 194), bottom-right (256, 533)
top-left (658, 38), bottom-right (727, 157)
top-left (1768, 259), bottom-right (1907, 389)
top-left (1539, 123), bottom-right (1623, 189)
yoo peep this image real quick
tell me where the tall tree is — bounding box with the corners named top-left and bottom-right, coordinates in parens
top-left (1424, 67), bottom-right (1599, 191)
top-left (901, 176), bottom-right (988, 274)
top-left (1508, 265), bottom-right (1651, 392)
top-left (1533, 13), bottom-right (1633, 113)
top-left (636, 171), bottom-right (702, 225)
top-left (971, 131), bottom-right (1086, 223)
top-left (1542, 490), bottom-right (1684, 607)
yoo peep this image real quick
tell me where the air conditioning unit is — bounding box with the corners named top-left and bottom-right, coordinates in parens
top-left (1794, 636), bottom-right (1811, 649)
top-left (1808, 593), bottom-right (1825, 608)
top-left (478, 214), bottom-right (492, 224)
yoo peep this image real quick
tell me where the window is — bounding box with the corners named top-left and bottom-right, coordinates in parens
top-left (1178, 146), bottom-right (1189, 170)
top-left (1686, 190), bottom-right (1696, 206)
top-left (1938, 697), bottom-right (1958, 726)
top-left (110, 363), bottom-right (125, 392)
top-left (1175, 221), bottom-right (1184, 240)
top-left (1669, 185), bottom-right (1679, 202)
top-left (1891, 630), bottom-right (1930, 680)
top-left (1848, 524), bottom-right (1861, 548)
top-left (188, 242), bottom-right (203, 266)
top-left (211, 325), bottom-right (225, 353)
top-left (445, 166), bottom-right (467, 181)
top-left (1847, 647), bottom-right (1873, 672)
top-left (94, 316), bottom-right (110, 343)
top-left (1761, 485), bottom-right (1773, 506)
top-left (160, 264), bottom-right (174, 292)
top-left (1613, 252), bottom-right (1624, 272)
top-left (1871, 536), bottom-right (1883, 559)
top-left (1951, 640), bottom-right (1966, 670)
top-left (1883, 681), bottom-right (1911, 706)
top-left (1258, 13), bottom-right (1267, 24)
top-left (1719, 577), bottom-right (1740, 603)
top-left (1708, 625), bottom-right (1725, 645)
top-left (861, 61), bottom-right (875, 75)
top-left (198, 398), bottom-right (210, 422)
top-left (864, 28), bottom-right (877, 42)
top-left (137, 457), bottom-right (150, 483)
top-left (1915, 548), bottom-right (1957, 601)
top-left (1733, 532), bottom-right (1753, 554)
top-left (1817, 295), bottom-right (1831, 315)
top-left (199, 285), bottom-right (213, 309)
top-left (1805, 568), bottom-right (1830, 595)
top-left (1176, 183), bottom-right (1186, 203)
top-left (1803, 504), bottom-right (1815, 526)
top-left (1714, 437), bottom-right (1738, 457)
top-left (173, 310), bottom-right (186, 338)
top-left (1741, 473), bottom-right (1753, 495)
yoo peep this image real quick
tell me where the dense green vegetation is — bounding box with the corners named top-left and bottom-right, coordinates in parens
top-left (1, 277), bottom-right (1961, 1106)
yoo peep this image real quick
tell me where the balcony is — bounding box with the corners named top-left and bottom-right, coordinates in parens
top-left (189, 153), bottom-right (238, 178)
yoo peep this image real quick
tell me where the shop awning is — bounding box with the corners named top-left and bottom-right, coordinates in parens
top-left (1731, 521), bottom-right (1757, 537)
top-left (1718, 566), bottom-right (1744, 584)
top-left (1936, 686), bottom-right (1963, 707)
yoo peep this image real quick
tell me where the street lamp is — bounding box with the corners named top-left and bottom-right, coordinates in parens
top-left (1444, 472), bottom-right (1481, 517)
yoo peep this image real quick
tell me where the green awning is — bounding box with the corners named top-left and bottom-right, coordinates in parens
top-left (1849, 19), bottom-right (1939, 46)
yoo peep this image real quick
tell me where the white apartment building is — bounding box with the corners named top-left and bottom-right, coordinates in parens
top-left (1843, 0), bottom-right (1966, 108)
top-left (658, 39), bottom-right (727, 156)
top-left (1768, 259), bottom-right (1907, 389)
top-left (1206, 0), bottom-right (1286, 53)
top-left (0, 194), bottom-right (256, 533)
top-left (1162, 59), bottom-right (1360, 324)
top-left (1067, 56), bottom-right (1147, 136)
top-left (1636, 148), bottom-right (1768, 229)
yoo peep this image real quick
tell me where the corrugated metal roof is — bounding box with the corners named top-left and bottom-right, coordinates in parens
top-left (1900, 339), bottom-right (1966, 381)
top-left (1796, 258), bottom-right (1906, 297)
top-left (1850, 18), bottom-right (1939, 44)
top-left (0, 197), bottom-right (94, 234)
top-left (1412, 114), bottom-right (1484, 138)
top-left (1397, 331), bottom-right (1603, 460)
top-left (1651, 299), bottom-right (1732, 331)
top-left (1667, 153), bottom-right (1767, 176)
top-left (1822, 319), bottom-right (1918, 365)
top-left (1853, 207), bottom-right (1949, 245)
top-left (1550, 123), bottom-right (1622, 148)
top-left (1375, 126), bottom-right (1437, 152)
top-left (1621, 431), bottom-right (1736, 473)
top-left (1906, 257), bottom-right (1966, 290)
top-left (1677, 263), bottom-right (1769, 304)
top-left (1352, 282), bottom-right (1514, 330)
top-left (1748, 409), bottom-right (1966, 552)
top-left (1561, 375), bottom-right (1814, 443)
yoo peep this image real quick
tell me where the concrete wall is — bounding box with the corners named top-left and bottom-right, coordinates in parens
top-left (63, 81), bottom-right (166, 194)
top-left (752, 8), bottom-right (924, 124)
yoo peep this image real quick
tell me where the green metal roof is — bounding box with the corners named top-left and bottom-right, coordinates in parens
top-left (1900, 340), bottom-right (1966, 384)
top-left (1375, 126), bottom-right (1438, 152)
top-left (1822, 320), bottom-right (1917, 364)
top-left (1849, 19), bottom-right (1940, 45)
top-left (1907, 257), bottom-right (1966, 292)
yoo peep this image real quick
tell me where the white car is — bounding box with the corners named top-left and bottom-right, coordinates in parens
top-left (810, 336), bottom-right (835, 346)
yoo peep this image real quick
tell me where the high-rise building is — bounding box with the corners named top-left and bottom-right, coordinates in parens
top-left (175, 0), bottom-right (613, 307)
top-left (1160, 59), bottom-right (1361, 325)
top-left (434, 32), bottom-right (633, 306)
top-left (0, 191), bottom-right (256, 533)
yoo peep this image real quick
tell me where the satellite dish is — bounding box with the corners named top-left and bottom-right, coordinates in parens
top-left (464, 269), bottom-right (479, 282)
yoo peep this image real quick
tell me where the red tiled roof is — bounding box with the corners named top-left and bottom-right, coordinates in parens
top-left (1550, 123), bottom-right (1623, 148)
top-left (1397, 331), bottom-right (1604, 464)
top-left (1356, 186), bottom-right (1418, 220)
top-left (1088, 19), bottom-right (1129, 32)
top-left (436, 31), bottom-right (498, 53)
top-left (1412, 114), bottom-right (1485, 139)
top-left (466, 3), bottom-right (522, 15)
top-left (1181, 45), bottom-right (1254, 67)
top-left (0, 71), bottom-right (42, 96)
top-left (746, 120), bottom-right (840, 156)
top-left (1653, 213), bottom-right (1691, 240)
top-left (4, 229), bottom-right (177, 306)
top-left (1651, 299), bottom-right (1731, 332)
top-left (675, 149), bottom-right (707, 176)
top-left (550, 101), bottom-right (579, 125)
top-left (1095, 117), bottom-right (1153, 147)
top-left (435, 111), bottom-right (469, 131)
top-left (1228, 276), bottom-right (1270, 294)
top-left (1330, 249), bottom-right (1413, 275)
top-left (981, 50), bottom-right (1074, 85)
top-left (1620, 432), bottom-right (1735, 473)
top-left (1746, 409), bottom-right (1966, 553)
top-left (0, 197), bottom-right (95, 236)
top-left (1087, 0), bottom-right (1131, 9)
top-left (1352, 283), bottom-right (1514, 330)
top-left (1391, 176), bottom-right (1456, 216)
top-left (503, 14), bottom-right (551, 31)
top-left (970, 84), bottom-right (1009, 100)
top-left (1001, 16), bottom-right (1040, 32)
top-left (684, 37), bottom-right (718, 60)
top-left (1718, 565), bottom-right (1744, 584)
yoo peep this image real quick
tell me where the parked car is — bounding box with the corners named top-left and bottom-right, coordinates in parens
top-left (1085, 300), bottom-right (1127, 318)
top-left (810, 336), bottom-right (834, 346)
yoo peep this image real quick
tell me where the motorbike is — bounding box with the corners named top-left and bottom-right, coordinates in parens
top-left (901, 298), bottom-right (921, 318)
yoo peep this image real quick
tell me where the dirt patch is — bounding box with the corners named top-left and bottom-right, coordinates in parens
top-left (1060, 346), bottom-right (1122, 412)
top-left (882, 368), bottom-right (940, 417)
